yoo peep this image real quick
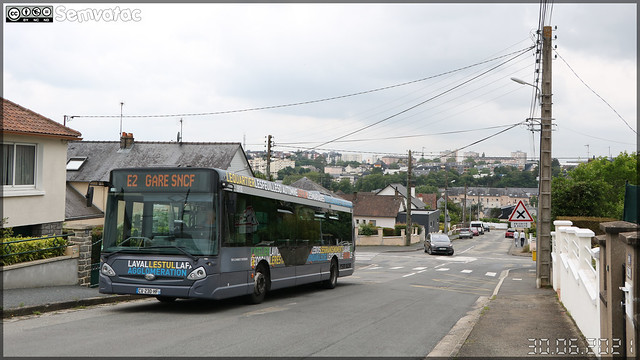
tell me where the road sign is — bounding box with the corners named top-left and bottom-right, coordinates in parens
top-left (511, 221), bottom-right (531, 228)
top-left (508, 200), bottom-right (534, 222)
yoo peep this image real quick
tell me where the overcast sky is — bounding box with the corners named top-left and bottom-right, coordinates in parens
top-left (3, 2), bottom-right (637, 163)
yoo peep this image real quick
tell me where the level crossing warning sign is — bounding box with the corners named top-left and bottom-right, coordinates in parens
top-left (509, 200), bottom-right (534, 228)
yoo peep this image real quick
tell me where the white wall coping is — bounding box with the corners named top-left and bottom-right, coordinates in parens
top-left (553, 220), bottom-right (573, 227)
top-left (566, 227), bottom-right (595, 238)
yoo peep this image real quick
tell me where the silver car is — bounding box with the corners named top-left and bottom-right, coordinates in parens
top-left (458, 228), bottom-right (473, 239)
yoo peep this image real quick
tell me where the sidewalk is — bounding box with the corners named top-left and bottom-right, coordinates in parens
top-left (2, 285), bottom-right (141, 318)
top-left (432, 241), bottom-right (594, 358)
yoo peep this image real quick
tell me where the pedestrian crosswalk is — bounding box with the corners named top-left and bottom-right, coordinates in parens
top-left (357, 264), bottom-right (499, 278)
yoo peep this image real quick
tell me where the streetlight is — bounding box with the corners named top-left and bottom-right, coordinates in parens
top-left (510, 77), bottom-right (538, 89)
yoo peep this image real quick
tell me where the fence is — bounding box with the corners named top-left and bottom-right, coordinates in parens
top-left (1, 233), bottom-right (72, 265)
top-left (551, 220), bottom-right (600, 341)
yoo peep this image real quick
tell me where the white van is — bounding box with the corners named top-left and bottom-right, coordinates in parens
top-left (470, 221), bottom-right (484, 235)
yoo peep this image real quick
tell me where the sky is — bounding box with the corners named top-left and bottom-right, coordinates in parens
top-left (3, 2), bottom-right (637, 163)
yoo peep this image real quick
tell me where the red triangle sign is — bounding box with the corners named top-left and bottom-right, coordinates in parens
top-left (508, 200), bottom-right (534, 222)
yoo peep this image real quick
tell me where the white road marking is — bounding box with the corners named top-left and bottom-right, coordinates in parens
top-left (367, 266), bottom-right (383, 270)
top-left (356, 252), bottom-right (378, 261)
top-left (402, 272), bottom-right (416, 277)
top-left (513, 278), bottom-right (523, 281)
top-left (485, 272), bottom-right (497, 277)
top-left (461, 269), bottom-right (473, 274)
top-left (390, 266), bottom-right (404, 270)
top-left (436, 268), bottom-right (449, 272)
top-left (412, 266), bottom-right (427, 270)
top-left (417, 270), bottom-right (427, 274)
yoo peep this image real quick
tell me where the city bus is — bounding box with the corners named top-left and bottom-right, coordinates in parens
top-left (97, 167), bottom-right (354, 304)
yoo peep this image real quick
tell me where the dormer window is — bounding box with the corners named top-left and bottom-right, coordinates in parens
top-left (66, 157), bottom-right (87, 171)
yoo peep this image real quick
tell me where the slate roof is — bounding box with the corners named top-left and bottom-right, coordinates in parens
top-left (340, 192), bottom-right (403, 218)
top-left (67, 141), bottom-right (250, 182)
top-left (377, 183), bottom-right (427, 209)
top-left (65, 184), bottom-right (103, 221)
top-left (1, 98), bottom-right (82, 139)
top-left (290, 177), bottom-right (338, 197)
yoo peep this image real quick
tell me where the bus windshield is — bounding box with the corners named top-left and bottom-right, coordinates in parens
top-left (103, 191), bottom-right (218, 256)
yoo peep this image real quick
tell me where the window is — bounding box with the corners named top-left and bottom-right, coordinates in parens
top-left (66, 157), bottom-right (87, 171)
top-left (2, 143), bottom-right (36, 186)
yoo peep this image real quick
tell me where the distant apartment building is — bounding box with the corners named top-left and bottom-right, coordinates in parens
top-left (341, 153), bottom-right (363, 163)
top-left (463, 151), bottom-right (479, 159)
top-left (440, 150), bottom-right (458, 162)
top-left (445, 186), bottom-right (538, 218)
top-left (248, 158), bottom-right (295, 178)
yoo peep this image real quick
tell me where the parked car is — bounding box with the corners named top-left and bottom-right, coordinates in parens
top-left (470, 227), bottom-right (479, 236)
top-left (425, 233), bottom-right (454, 255)
top-left (505, 228), bottom-right (515, 238)
top-left (458, 228), bottom-right (473, 239)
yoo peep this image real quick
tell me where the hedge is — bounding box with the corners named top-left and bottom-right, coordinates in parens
top-left (0, 236), bottom-right (69, 266)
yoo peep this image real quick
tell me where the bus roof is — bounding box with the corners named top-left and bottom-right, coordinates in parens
top-left (219, 170), bottom-right (352, 209)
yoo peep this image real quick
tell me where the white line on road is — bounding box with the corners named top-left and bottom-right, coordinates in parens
top-left (485, 272), bottom-right (497, 277)
top-left (436, 268), bottom-right (449, 272)
top-left (461, 270), bottom-right (473, 274)
top-left (390, 266), bottom-right (404, 270)
top-left (412, 266), bottom-right (427, 270)
top-left (402, 272), bottom-right (416, 277)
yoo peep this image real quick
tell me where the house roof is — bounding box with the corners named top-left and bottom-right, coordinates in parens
top-left (1, 98), bottom-right (82, 140)
top-left (65, 184), bottom-right (104, 221)
top-left (341, 192), bottom-right (403, 218)
top-left (67, 141), bottom-right (251, 182)
top-left (290, 177), bottom-right (338, 197)
top-left (377, 183), bottom-right (427, 209)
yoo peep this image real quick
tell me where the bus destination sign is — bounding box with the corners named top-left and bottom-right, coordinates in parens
top-left (111, 169), bottom-right (214, 192)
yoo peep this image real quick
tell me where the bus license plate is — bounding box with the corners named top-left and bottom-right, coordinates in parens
top-left (136, 288), bottom-right (161, 295)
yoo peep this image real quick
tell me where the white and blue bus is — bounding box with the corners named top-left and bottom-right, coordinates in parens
top-left (98, 167), bottom-right (354, 304)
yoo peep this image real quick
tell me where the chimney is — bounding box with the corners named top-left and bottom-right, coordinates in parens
top-left (120, 132), bottom-right (134, 149)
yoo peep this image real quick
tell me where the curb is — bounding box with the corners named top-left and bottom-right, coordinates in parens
top-left (2, 294), bottom-right (144, 318)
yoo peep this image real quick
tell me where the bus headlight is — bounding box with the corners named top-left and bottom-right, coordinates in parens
top-left (187, 266), bottom-right (207, 280)
top-left (101, 263), bottom-right (116, 277)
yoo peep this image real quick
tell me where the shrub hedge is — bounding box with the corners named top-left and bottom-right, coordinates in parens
top-left (0, 236), bottom-right (69, 266)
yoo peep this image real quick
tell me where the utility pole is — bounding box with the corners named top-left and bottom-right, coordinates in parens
top-left (537, 26), bottom-right (553, 288)
top-left (405, 150), bottom-right (412, 246)
top-left (463, 184), bottom-right (467, 227)
top-left (266, 135), bottom-right (273, 181)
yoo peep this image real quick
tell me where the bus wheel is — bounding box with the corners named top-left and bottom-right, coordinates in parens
top-left (249, 266), bottom-right (268, 304)
top-left (156, 296), bottom-right (177, 303)
top-left (324, 259), bottom-right (338, 289)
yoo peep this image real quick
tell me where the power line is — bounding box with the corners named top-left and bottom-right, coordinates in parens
top-left (67, 47), bottom-right (533, 120)
top-left (555, 49), bottom-right (636, 135)
top-left (278, 123), bottom-right (522, 145)
top-left (310, 47), bottom-right (533, 150)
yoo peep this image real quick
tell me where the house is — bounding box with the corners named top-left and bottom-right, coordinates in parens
top-left (417, 193), bottom-right (437, 210)
top-left (396, 209), bottom-right (440, 234)
top-left (340, 192), bottom-right (403, 229)
top-left (1, 98), bottom-right (82, 236)
top-left (376, 183), bottom-right (427, 211)
top-left (65, 133), bottom-right (253, 226)
top-left (290, 176), bottom-right (338, 197)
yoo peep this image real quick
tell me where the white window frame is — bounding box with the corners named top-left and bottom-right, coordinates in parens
top-left (2, 142), bottom-right (43, 197)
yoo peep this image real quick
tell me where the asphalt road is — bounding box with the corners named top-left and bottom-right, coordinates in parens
top-left (3, 230), bottom-right (532, 357)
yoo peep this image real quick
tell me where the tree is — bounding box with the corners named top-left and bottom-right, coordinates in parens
top-left (551, 152), bottom-right (638, 219)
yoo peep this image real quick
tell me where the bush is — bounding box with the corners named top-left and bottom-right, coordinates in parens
top-left (382, 227), bottom-right (395, 236)
top-left (0, 236), bottom-right (69, 266)
top-left (555, 216), bottom-right (618, 235)
top-left (358, 223), bottom-right (378, 236)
